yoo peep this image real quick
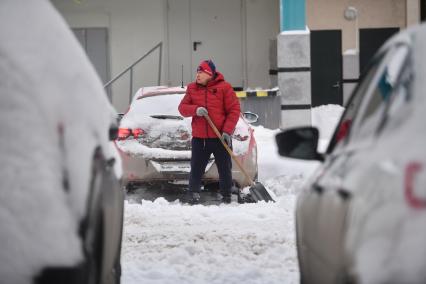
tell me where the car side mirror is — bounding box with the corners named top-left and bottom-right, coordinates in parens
top-left (275, 127), bottom-right (324, 161)
top-left (109, 125), bottom-right (119, 141)
top-left (243, 111), bottom-right (259, 124)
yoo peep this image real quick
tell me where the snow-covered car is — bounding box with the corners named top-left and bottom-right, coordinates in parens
top-left (0, 1), bottom-right (124, 283)
top-left (115, 86), bottom-right (258, 190)
top-left (276, 24), bottom-right (426, 283)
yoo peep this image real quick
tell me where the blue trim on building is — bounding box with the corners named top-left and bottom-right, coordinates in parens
top-left (280, 0), bottom-right (306, 31)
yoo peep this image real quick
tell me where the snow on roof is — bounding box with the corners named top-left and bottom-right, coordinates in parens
top-left (279, 26), bottom-right (310, 35)
top-left (344, 49), bottom-right (358, 56)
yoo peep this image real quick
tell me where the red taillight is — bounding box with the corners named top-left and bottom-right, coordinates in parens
top-left (132, 128), bottom-right (145, 138)
top-left (117, 128), bottom-right (145, 140)
top-left (118, 128), bottom-right (131, 140)
top-left (336, 119), bottom-right (352, 142)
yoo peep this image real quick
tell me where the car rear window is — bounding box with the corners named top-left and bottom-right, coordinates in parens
top-left (130, 93), bottom-right (185, 116)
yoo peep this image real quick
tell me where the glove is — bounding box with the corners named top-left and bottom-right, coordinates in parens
top-left (222, 132), bottom-right (232, 147)
top-left (196, 107), bottom-right (208, 117)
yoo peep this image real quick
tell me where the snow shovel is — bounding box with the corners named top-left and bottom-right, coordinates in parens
top-left (203, 114), bottom-right (275, 203)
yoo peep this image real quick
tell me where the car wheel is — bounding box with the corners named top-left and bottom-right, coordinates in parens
top-left (204, 182), bottom-right (220, 192)
top-left (125, 182), bottom-right (136, 192)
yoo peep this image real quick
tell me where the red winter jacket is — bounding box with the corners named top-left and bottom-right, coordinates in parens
top-left (178, 72), bottom-right (241, 138)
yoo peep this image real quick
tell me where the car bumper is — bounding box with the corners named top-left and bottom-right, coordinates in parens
top-left (119, 151), bottom-right (255, 188)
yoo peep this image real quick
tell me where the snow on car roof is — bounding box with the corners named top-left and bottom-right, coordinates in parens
top-left (136, 86), bottom-right (187, 100)
top-left (129, 92), bottom-right (185, 117)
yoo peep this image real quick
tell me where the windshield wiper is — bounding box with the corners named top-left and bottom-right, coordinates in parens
top-left (150, 115), bottom-right (183, 120)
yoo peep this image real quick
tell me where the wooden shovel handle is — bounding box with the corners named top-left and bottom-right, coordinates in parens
top-left (203, 114), bottom-right (255, 187)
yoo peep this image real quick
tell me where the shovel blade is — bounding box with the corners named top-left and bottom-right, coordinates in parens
top-left (249, 182), bottom-right (275, 202)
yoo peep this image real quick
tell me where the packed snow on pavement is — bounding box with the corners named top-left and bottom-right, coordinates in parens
top-left (122, 105), bottom-right (344, 284)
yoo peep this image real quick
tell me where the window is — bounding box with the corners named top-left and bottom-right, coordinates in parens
top-left (327, 45), bottom-right (410, 153)
top-left (326, 58), bottom-right (382, 153)
top-left (379, 49), bottom-right (413, 133)
top-left (354, 46), bottom-right (409, 139)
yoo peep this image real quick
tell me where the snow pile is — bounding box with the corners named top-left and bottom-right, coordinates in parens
top-left (252, 125), bottom-right (320, 183)
top-left (244, 87), bottom-right (279, 92)
top-left (122, 104), bottom-right (344, 283)
top-left (311, 104), bottom-right (345, 152)
top-left (123, 196), bottom-right (299, 284)
top-left (121, 124), bottom-right (312, 283)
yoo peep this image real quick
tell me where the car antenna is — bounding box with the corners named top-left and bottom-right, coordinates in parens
top-left (181, 64), bottom-right (184, 88)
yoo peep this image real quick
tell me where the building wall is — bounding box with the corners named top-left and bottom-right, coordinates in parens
top-left (407, 0), bottom-right (421, 26)
top-left (307, 0), bottom-right (407, 52)
top-left (51, 0), bottom-right (165, 112)
top-left (245, 0), bottom-right (280, 88)
top-left (51, 0), bottom-right (279, 112)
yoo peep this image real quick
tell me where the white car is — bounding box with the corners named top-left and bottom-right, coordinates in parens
top-left (276, 24), bottom-right (426, 283)
top-left (115, 86), bottom-right (259, 190)
top-left (0, 1), bottom-right (124, 283)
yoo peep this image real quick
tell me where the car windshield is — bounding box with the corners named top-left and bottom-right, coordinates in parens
top-left (131, 93), bottom-right (185, 117)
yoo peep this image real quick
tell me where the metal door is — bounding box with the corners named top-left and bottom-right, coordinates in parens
top-left (72, 28), bottom-right (110, 94)
top-left (359, 27), bottom-right (399, 75)
top-left (190, 0), bottom-right (243, 89)
top-left (311, 30), bottom-right (343, 107)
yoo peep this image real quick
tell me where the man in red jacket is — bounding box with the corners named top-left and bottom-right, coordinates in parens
top-left (178, 60), bottom-right (241, 204)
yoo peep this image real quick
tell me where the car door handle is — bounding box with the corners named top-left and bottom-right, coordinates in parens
top-left (312, 184), bottom-right (323, 194)
top-left (312, 184), bottom-right (351, 201)
top-left (337, 188), bottom-right (351, 200)
top-left (193, 41), bottom-right (202, 51)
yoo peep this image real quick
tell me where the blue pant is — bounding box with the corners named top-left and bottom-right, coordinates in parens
top-left (189, 138), bottom-right (232, 196)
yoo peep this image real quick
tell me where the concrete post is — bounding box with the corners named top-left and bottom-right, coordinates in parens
top-left (278, 0), bottom-right (311, 129)
top-left (269, 39), bottom-right (278, 88)
top-left (406, 0), bottom-right (420, 26)
top-left (342, 49), bottom-right (360, 106)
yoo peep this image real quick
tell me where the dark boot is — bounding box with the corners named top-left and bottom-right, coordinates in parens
top-left (220, 194), bottom-right (232, 204)
top-left (184, 191), bottom-right (200, 204)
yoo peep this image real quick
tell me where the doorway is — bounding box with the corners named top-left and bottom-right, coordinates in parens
top-left (167, 0), bottom-right (244, 89)
top-left (310, 30), bottom-right (343, 107)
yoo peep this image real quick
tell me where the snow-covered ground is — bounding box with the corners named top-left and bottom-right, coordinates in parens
top-left (122, 105), bottom-right (344, 284)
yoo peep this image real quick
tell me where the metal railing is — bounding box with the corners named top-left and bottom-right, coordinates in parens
top-left (104, 42), bottom-right (163, 103)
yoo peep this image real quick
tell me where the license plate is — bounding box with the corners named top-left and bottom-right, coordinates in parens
top-left (150, 161), bottom-right (191, 173)
top-left (150, 160), bottom-right (214, 173)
